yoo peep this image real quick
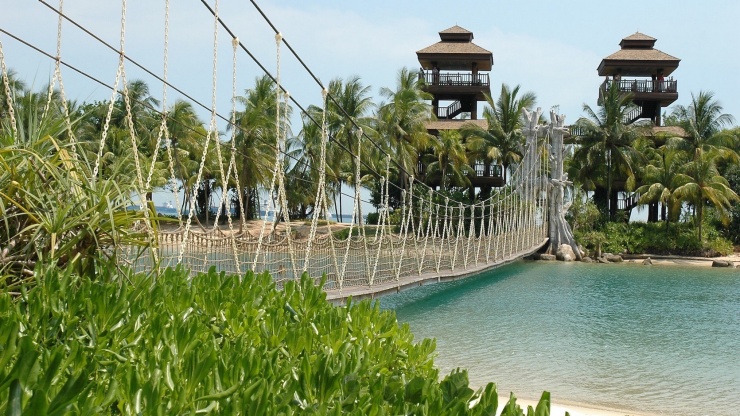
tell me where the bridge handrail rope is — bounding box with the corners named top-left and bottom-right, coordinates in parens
top-left (33, 0), bottom-right (450, 220)
top-left (112, 0), bottom-right (160, 267)
top-left (42, 0), bottom-right (80, 163)
top-left (160, 0), bottom-right (185, 230)
top-left (178, 0), bottom-right (220, 265)
top-left (32, 0), bottom-right (391, 228)
top-left (0, 40), bottom-right (18, 139)
top-left (40, 0), bottom-right (497, 217)
top-left (2, 1), bottom-right (557, 291)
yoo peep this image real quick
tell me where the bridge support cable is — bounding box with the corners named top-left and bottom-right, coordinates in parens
top-left (3, 2), bottom-right (569, 290)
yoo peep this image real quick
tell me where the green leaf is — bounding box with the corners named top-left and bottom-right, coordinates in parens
top-left (195, 383), bottom-right (240, 402)
top-left (6, 379), bottom-right (21, 416)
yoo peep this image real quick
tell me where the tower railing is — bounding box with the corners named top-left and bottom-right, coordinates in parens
top-left (603, 79), bottom-right (677, 94)
top-left (436, 100), bottom-right (462, 119)
top-left (421, 71), bottom-right (489, 87)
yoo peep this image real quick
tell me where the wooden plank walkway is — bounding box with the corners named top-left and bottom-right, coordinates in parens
top-left (325, 238), bottom-right (549, 304)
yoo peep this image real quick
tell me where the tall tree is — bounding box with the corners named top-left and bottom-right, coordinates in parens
top-left (165, 100), bottom-right (207, 215)
top-left (673, 148), bottom-right (739, 240)
top-left (634, 141), bottom-right (690, 228)
top-left (573, 85), bottom-right (643, 219)
top-left (324, 76), bottom-right (375, 221)
top-left (375, 68), bottom-right (432, 192)
top-left (461, 84), bottom-right (537, 185)
top-left (669, 90), bottom-right (738, 164)
top-left (425, 129), bottom-right (470, 190)
top-left (231, 75), bottom-right (282, 224)
top-left (0, 69), bottom-right (26, 123)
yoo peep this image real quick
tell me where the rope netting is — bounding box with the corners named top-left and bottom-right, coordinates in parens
top-left (1, 1), bottom-right (557, 293)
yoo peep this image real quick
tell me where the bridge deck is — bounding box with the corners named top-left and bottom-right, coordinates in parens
top-left (325, 238), bottom-right (548, 304)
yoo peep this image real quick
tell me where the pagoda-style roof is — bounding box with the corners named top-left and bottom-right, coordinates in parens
top-left (597, 32), bottom-right (680, 77)
top-left (439, 25), bottom-right (474, 42)
top-left (417, 25), bottom-right (493, 71)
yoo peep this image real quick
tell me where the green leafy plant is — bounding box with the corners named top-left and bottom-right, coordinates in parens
top-left (1, 264), bottom-right (555, 415)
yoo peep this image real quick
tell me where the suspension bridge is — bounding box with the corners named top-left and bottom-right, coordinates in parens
top-left (1, 1), bottom-right (580, 301)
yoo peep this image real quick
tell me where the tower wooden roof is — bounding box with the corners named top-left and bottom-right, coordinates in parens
top-left (416, 25), bottom-right (493, 71)
top-left (597, 32), bottom-right (680, 77)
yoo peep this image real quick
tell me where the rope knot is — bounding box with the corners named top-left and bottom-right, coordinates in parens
top-left (232, 37), bottom-right (239, 48)
top-left (275, 32), bottom-right (283, 43)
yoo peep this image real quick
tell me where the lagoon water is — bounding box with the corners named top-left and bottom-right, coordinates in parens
top-left (380, 261), bottom-right (740, 416)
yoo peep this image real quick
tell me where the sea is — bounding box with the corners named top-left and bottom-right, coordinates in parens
top-left (380, 261), bottom-right (740, 416)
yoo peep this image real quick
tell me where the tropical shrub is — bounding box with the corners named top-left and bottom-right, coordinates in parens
top-left (365, 212), bottom-right (380, 225)
top-left (0, 265), bottom-right (553, 415)
top-left (589, 221), bottom-right (732, 256)
top-left (0, 94), bottom-right (150, 285)
top-left (331, 226), bottom-right (379, 240)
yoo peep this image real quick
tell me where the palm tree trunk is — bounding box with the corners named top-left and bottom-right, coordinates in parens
top-left (697, 203), bottom-right (703, 241)
top-left (338, 181), bottom-right (343, 223)
top-left (607, 150), bottom-right (613, 220)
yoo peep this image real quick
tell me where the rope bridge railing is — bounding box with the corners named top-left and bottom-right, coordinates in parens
top-left (2, 0), bottom-right (556, 294)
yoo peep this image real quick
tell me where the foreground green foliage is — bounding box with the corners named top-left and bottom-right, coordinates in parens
top-left (0, 265), bottom-right (553, 415)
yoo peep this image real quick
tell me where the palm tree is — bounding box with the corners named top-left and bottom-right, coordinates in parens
top-left (673, 147), bottom-right (739, 240)
top-left (114, 79), bottom-right (160, 137)
top-left (573, 84), bottom-right (643, 219)
top-left (108, 80), bottom-right (163, 201)
top-left (634, 142), bottom-right (690, 228)
top-left (231, 75), bottom-right (282, 223)
top-left (669, 91), bottom-right (737, 163)
top-left (375, 68), bottom-right (433, 192)
top-left (425, 129), bottom-right (470, 190)
top-left (165, 100), bottom-right (206, 215)
top-left (324, 76), bottom-right (375, 221)
top-left (460, 84), bottom-right (536, 186)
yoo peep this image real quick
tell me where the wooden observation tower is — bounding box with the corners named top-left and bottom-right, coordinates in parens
top-left (416, 26), bottom-right (503, 188)
top-left (597, 32), bottom-right (680, 126)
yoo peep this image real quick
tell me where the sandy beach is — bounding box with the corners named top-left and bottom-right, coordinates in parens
top-left (621, 253), bottom-right (740, 267)
top-left (499, 396), bottom-right (651, 416)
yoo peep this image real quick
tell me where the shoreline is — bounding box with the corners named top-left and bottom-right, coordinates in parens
top-left (620, 253), bottom-right (739, 267)
top-left (497, 395), bottom-right (652, 416)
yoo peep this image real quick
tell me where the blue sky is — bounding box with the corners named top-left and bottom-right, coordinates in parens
top-left (4, 0), bottom-right (740, 128)
top-left (3, 1), bottom-right (739, 216)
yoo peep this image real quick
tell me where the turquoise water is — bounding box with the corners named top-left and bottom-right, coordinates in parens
top-left (380, 261), bottom-right (740, 415)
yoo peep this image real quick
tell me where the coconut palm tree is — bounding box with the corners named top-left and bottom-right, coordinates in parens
top-left (634, 142), bottom-right (690, 228)
top-left (573, 84), bottom-right (643, 219)
top-left (114, 79), bottom-right (160, 137)
top-left (669, 91), bottom-right (738, 164)
top-left (425, 129), bottom-right (470, 190)
top-left (460, 84), bottom-right (536, 185)
top-left (231, 75), bottom-right (282, 223)
top-left (375, 68), bottom-right (433, 192)
top-left (673, 147), bottom-right (739, 240)
top-left (165, 100), bottom-right (206, 214)
top-left (295, 107), bottom-right (330, 218)
top-left (324, 76), bottom-right (375, 221)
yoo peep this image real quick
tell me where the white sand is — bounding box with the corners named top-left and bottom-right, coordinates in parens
top-left (498, 396), bottom-right (651, 416)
